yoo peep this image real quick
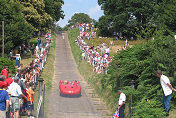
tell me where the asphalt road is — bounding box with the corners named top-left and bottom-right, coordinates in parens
top-left (46, 32), bottom-right (109, 118)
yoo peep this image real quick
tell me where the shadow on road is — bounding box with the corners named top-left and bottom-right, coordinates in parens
top-left (60, 93), bottom-right (82, 98)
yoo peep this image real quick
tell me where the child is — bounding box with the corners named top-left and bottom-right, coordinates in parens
top-left (0, 81), bottom-right (9, 118)
top-left (27, 82), bottom-right (35, 118)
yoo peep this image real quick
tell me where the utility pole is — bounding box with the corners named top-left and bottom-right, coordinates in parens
top-left (2, 21), bottom-right (4, 57)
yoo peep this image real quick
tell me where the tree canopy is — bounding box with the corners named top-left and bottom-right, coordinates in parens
top-left (0, 0), bottom-right (33, 53)
top-left (15, 0), bottom-right (64, 32)
top-left (44, 0), bottom-right (64, 22)
top-left (98, 0), bottom-right (176, 39)
top-left (68, 13), bottom-right (94, 26)
top-left (0, 0), bottom-right (64, 54)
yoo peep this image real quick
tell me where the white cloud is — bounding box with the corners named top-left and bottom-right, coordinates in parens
top-left (88, 5), bottom-right (101, 19)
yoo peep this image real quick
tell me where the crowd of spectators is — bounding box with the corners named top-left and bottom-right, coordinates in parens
top-left (76, 36), bottom-right (112, 74)
top-left (0, 33), bottom-right (51, 118)
top-left (74, 23), bottom-right (112, 74)
top-left (79, 23), bottom-right (96, 40)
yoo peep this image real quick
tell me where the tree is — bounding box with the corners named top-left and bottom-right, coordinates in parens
top-left (0, 0), bottom-right (33, 53)
top-left (97, 0), bottom-right (176, 39)
top-left (97, 16), bottom-right (112, 36)
top-left (15, 0), bottom-right (64, 32)
top-left (15, 0), bottom-right (52, 32)
top-left (155, 0), bottom-right (176, 33)
top-left (68, 13), bottom-right (92, 26)
top-left (44, 0), bottom-right (64, 22)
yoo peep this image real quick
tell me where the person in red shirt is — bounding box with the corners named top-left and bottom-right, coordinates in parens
top-left (5, 77), bottom-right (13, 86)
top-left (1, 66), bottom-right (8, 79)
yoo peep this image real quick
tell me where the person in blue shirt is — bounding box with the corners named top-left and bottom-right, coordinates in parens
top-left (0, 80), bottom-right (9, 118)
top-left (16, 54), bottom-right (21, 67)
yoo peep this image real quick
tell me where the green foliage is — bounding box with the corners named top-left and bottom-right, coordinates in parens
top-left (0, 0), bottom-right (33, 53)
top-left (0, 58), bottom-right (16, 75)
top-left (98, 15), bottom-right (112, 36)
top-left (155, 0), bottom-right (176, 33)
top-left (98, 0), bottom-right (176, 38)
top-left (68, 28), bottom-right (81, 63)
top-left (68, 13), bottom-right (94, 26)
top-left (44, 0), bottom-right (64, 22)
top-left (101, 35), bottom-right (176, 117)
top-left (0, 0), bottom-right (64, 54)
top-left (14, 0), bottom-right (64, 32)
top-left (133, 99), bottom-right (165, 118)
top-left (17, 0), bottom-right (52, 32)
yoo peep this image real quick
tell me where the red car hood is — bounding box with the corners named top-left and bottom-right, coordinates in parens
top-left (59, 81), bottom-right (81, 95)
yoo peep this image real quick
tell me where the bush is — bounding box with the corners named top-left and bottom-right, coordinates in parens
top-left (102, 35), bottom-right (176, 117)
top-left (133, 99), bottom-right (165, 118)
top-left (0, 58), bottom-right (16, 75)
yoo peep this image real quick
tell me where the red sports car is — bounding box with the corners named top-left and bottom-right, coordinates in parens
top-left (59, 80), bottom-right (81, 96)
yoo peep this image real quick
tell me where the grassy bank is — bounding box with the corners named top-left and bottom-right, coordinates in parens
top-left (68, 28), bottom-right (122, 114)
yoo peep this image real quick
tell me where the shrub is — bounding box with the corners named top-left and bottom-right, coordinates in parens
top-left (102, 35), bottom-right (176, 117)
top-left (0, 58), bottom-right (16, 74)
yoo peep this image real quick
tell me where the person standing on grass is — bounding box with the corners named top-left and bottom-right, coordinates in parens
top-left (10, 50), bottom-right (13, 60)
top-left (16, 54), bottom-right (21, 67)
top-left (110, 40), bottom-right (113, 50)
top-left (8, 76), bottom-right (27, 118)
top-left (125, 39), bottom-right (128, 47)
top-left (27, 82), bottom-right (35, 118)
top-left (156, 70), bottom-right (176, 116)
top-left (117, 88), bottom-right (126, 118)
top-left (105, 47), bottom-right (110, 56)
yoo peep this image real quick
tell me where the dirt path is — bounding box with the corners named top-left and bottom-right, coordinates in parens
top-left (46, 32), bottom-right (110, 118)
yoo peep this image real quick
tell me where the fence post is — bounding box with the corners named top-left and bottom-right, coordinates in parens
top-left (38, 78), bottom-right (44, 118)
top-left (42, 84), bottom-right (45, 118)
top-left (129, 80), bottom-right (135, 118)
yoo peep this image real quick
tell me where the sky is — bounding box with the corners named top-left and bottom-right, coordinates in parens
top-left (57, 0), bottom-right (104, 27)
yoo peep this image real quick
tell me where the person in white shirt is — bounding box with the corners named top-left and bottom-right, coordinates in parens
top-left (117, 88), bottom-right (126, 118)
top-left (8, 76), bottom-right (27, 118)
top-left (105, 47), bottom-right (110, 56)
top-left (156, 70), bottom-right (175, 116)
